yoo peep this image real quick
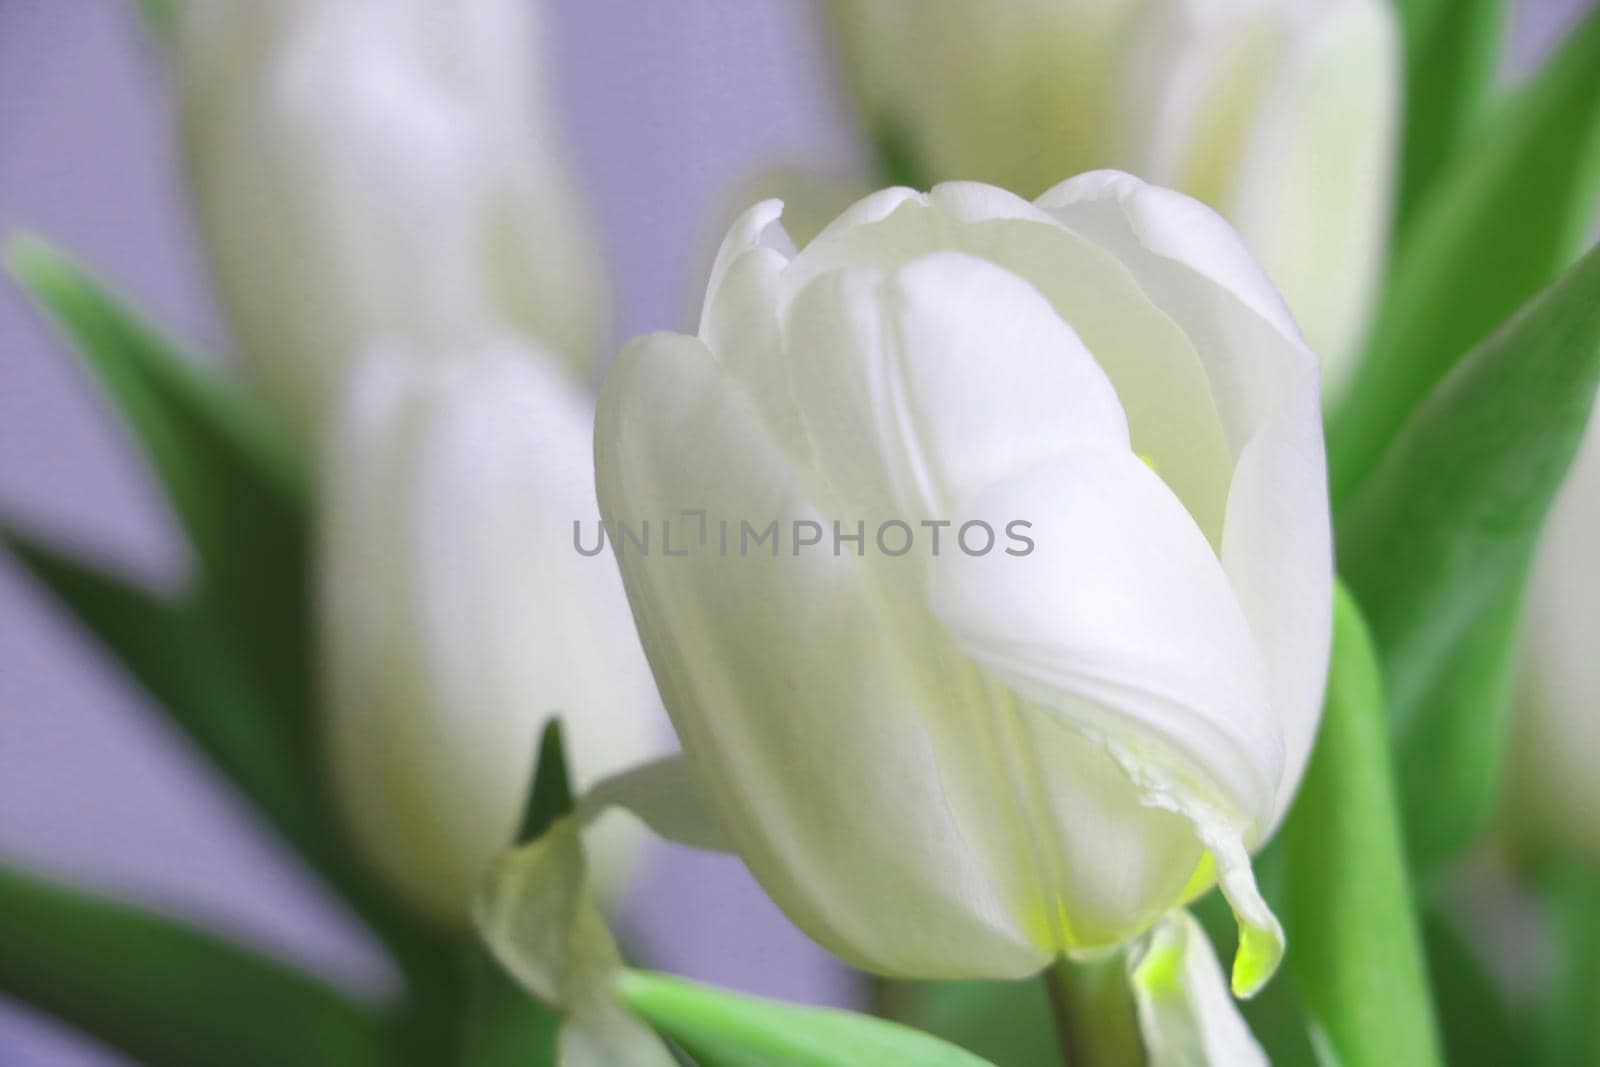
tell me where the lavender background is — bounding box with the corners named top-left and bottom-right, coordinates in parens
top-left (0, 1), bottom-right (1592, 1062)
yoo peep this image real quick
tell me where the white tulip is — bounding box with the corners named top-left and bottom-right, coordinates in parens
top-left (175, 0), bottom-right (604, 438)
top-left (827, 0), bottom-right (1400, 400)
top-left (596, 175), bottom-right (1333, 993)
top-left (323, 342), bottom-right (662, 924)
top-left (1509, 403), bottom-right (1600, 861)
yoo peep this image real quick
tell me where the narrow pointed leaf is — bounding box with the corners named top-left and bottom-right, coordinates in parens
top-left (0, 861), bottom-right (391, 1067)
top-left (6, 236), bottom-right (313, 731)
top-left (1, 527), bottom-right (314, 841)
top-left (1281, 585), bottom-right (1443, 1067)
top-left (1, 526), bottom-right (452, 993)
top-left (1338, 244), bottom-right (1600, 871)
top-left (1329, 8), bottom-right (1600, 501)
top-left (617, 971), bottom-right (997, 1067)
top-left (460, 722), bottom-right (570, 1067)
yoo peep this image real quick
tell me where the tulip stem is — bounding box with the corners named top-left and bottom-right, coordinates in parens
top-left (1044, 953), bottom-right (1146, 1067)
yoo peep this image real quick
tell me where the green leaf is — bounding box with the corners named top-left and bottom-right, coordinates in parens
top-left (1391, 589), bottom-right (1524, 871)
top-left (519, 721), bottom-right (577, 844)
top-left (1422, 908), bottom-right (1519, 1067)
top-left (1280, 585), bottom-right (1444, 1067)
top-left (1337, 243), bottom-right (1600, 871)
top-left (0, 860), bottom-right (392, 1067)
top-left (1328, 7), bottom-right (1600, 502)
top-left (1391, 0), bottom-right (1507, 221)
top-left (890, 981), bottom-right (1062, 1067)
top-left (132, 0), bottom-right (174, 39)
top-left (5, 237), bottom-right (314, 737)
top-left (458, 948), bottom-right (560, 1067)
top-left (617, 971), bottom-right (998, 1067)
top-left (459, 722), bottom-right (571, 1067)
top-left (1532, 861), bottom-right (1600, 1067)
top-left (0, 528), bottom-right (315, 850)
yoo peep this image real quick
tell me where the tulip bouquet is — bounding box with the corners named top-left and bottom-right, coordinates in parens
top-left (4, 0), bottom-right (1600, 1066)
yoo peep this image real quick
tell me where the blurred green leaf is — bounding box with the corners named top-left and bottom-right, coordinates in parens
top-left (457, 948), bottom-right (559, 1067)
top-left (618, 971), bottom-right (997, 1067)
top-left (1422, 908), bottom-right (1519, 1067)
top-left (1281, 585), bottom-right (1443, 1067)
top-left (0, 528), bottom-right (315, 850)
top-left (3, 240), bottom-right (453, 998)
top-left (1337, 242), bottom-right (1600, 871)
top-left (132, 0), bottom-right (174, 39)
top-left (890, 980), bottom-right (1061, 1067)
top-left (1391, 0), bottom-right (1507, 220)
top-left (0, 860), bottom-right (392, 1067)
top-left (1328, 7), bottom-right (1600, 502)
top-left (1533, 861), bottom-right (1600, 1067)
top-left (1392, 589), bottom-right (1525, 871)
top-left (5, 237), bottom-right (314, 739)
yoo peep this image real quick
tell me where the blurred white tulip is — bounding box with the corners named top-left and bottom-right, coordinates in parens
top-left (175, 0), bottom-right (605, 438)
top-left (323, 343), bottom-right (662, 924)
top-left (827, 0), bottom-right (1401, 400)
top-left (597, 175), bottom-right (1333, 993)
top-left (1509, 404), bottom-right (1600, 862)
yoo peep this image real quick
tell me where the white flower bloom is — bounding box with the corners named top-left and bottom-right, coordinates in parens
top-left (324, 343), bottom-right (662, 924)
top-left (596, 176), bottom-right (1333, 992)
top-left (175, 0), bottom-right (604, 437)
top-left (1510, 404), bottom-right (1600, 861)
top-left (827, 0), bottom-right (1400, 400)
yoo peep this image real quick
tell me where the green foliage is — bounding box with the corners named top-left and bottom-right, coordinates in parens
top-left (1280, 586), bottom-right (1443, 1067)
top-left (890, 980), bottom-right (1062, 1067)
top-left (1422, 909), bottom-right (1519, 1067)
top-left (618, 970), bottom-right (998, 1067)
top-left (1329, 7), bottom-right (1600, 502)
top-left (1338, 243), bottom-right (1600, 872)
top-left (1389, 0), bottom-right (1507, 221)
top-left (0, 862), bottom-right (391, 1067)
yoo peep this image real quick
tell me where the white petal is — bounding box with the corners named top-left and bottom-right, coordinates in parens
top-left (596, 331), bottom-right (1047, 978)
top-left (1039, 170), bottom-right (1333, 822)
top-left (323, 343), bottom-right (664, 923)
top-left (784, 190), bottom-right (1237, 539)
top-left (580, 756), bottom-right (735, 855)
top-left (783, 251), bottom-right (1129, 521)
top-left (929, 451), bottom-right (1287, 988)
top-left (1128, 911), bottom-right (1271, 1067)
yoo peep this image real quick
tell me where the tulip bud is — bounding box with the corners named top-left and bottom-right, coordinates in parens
top-left (323, 343), bottom-right (662, 924)
top-left (174, 0), bottom-right (605, 437)
top-left (1508, 405), bottom-right (1600, 862)
top-left (826, 0), bottom-right (1400, 399)
top-left (597, 176), bottom-right (1333, 993)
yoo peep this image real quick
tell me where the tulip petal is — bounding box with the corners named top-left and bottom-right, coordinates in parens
top-left (784, 186), bottom-right (1237, 538)
top-left (928, 451), bottom-right (1286, 990)
top-left (597, 330), bottom-right (1048, 977)
top-left (784, 251), bottom-right (1129, 521)
top-left (581, 756), bottom-right (735, 854)
top-left (1039, 170), bottom-right (1333, 824)
top-left (1128, 911), bottom-right (1270, 1066)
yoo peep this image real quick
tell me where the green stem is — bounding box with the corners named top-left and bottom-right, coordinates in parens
top-left (1043, 954), bottom-right (1146, 1067)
